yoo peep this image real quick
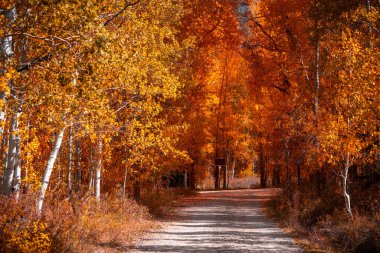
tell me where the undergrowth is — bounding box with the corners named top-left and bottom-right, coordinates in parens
top-left (268, 182), bottom-right (380, 252)
top-left (0, 187), bottom-right (193, 252)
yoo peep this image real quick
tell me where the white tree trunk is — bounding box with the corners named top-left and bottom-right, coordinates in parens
top-left (3, 114), bottom-right (18, 195)
top-left (88, 147), bottom-right (94, 193)
top-left (122, 156), bottom-right (128, 198)
top-left (13, 136), bottom-right (21, 200)
top-left (37, 127), bottom-right (65, 215)
top-left (67, 126), bottom-right (72, 195)
top-left (1, 6), bottom-right (17, 196)
top-left (0, 92), bottom-right (6, 136)
top-left (343, 152), bottom-right (353, 218)
top-left (95, 137), bottom-right (102, 201)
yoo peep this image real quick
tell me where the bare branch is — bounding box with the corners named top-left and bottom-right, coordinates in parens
top-left (104, 0), bottom-right (142, 27)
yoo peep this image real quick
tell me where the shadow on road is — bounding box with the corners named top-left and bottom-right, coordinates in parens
top-left (131, 189), bottom-right (301, 253)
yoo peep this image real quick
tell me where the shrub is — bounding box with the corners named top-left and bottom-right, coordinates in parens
top-left (0, 192), bottom-right (154, 253)
top-left (141, 187), bottom-right (195, 217)
top-left (0, 195), bottom-right (51, 253)
top-left (268, 182), bottom-right (380, 252)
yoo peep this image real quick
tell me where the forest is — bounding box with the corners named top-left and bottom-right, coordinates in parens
top-left (0, 0), bottom-right (379, 252)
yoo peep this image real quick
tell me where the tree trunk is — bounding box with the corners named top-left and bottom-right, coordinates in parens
top-left (272, 165), bottom-right (281, 187)
top-left (214, 165), bottom-right (220, 189)
top-left (133, 181), bottom-right (141, 203)
top-left (37, 127), bottom-right (65, 215)
top-left (3, 113), bottom-right (18, 195)
top-left (23, 118), bottom-right (30, 194)
top-left (343, 152), bottom-right (353, 218)
top-left (0, 120), bottom-right (9, 193)
top-left (74, 140), bottom-right (81, 192)
top-left (184, 170), bottom-right (188, 188)
top-left (122, 157), bottom-right (128, 198)
top-left (88, 167), bottom-right (94, 193)
top-left (377, 126), bottom-right (380, 173)
top-left (94, 137), bottom-right (102, 201)
top-left (0, 92), bottom-right (6, 137)
top-left (259, 142), bottom-right (267, 188)
top-left (313, 2), bottom-right (320, 124)
top-left (297, 162), bottom-right (301, 186)
top-left (67, 126), bottom-right (73, 195)
top-left (0, 6), bottom-right (16, 194)
top-left (13, 136), bottom-right (21, 200)
top-left (223, 166), bottom-right (227, 189)
top-left (284, 141), bottom-right (290, 184)
top-left (231, 158), bottom-right (236, 179)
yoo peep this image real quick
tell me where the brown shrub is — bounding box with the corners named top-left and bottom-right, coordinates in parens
top-left (0, 192), bottom-right (154, 253)
top-left (141, 187), bottom-right (195, 217)
top-left (268, 182), bottom-right (380, 252)
top-left (0, 194), bottom-right (51, 253)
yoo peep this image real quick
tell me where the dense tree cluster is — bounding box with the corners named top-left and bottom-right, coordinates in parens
top-left (0, 0), bottom-right (378, 219)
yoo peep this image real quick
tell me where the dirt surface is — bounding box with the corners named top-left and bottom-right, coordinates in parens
top-left (131, 188), bottom-right (302, 252)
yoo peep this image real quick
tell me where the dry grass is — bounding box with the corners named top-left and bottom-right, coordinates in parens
top-left (140, 187), bottom-right (195, 218)
top-left (0, 188), bottom-right (195, 253)
top-left (267, 183), bottom-right (380, 253)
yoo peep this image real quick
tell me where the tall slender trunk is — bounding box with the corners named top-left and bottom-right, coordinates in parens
top-left (223, 166), bottom-right (227, 189)
top-left (1, 6), bottom-right (16, 196)
top-left (87, 166), bottom-right (94, 193)
top-left (1, 120), bottom-right (9, 192)
top-left (67, 126), bottom-right (72, 195)
top-left (259, 142), bottom-right (266, 187)
top-left (284, 141), bottom-right (290, 184)
top-left (23, 118), bottom-right (30, 194)
top-left (133, 181), bottom-right (141, 203)
top-left (214, 165), bottom-right (220, 189)
top-left (37, 127), bottom-right (65, 215)
top-left (184, 170), bottom-right (188, 188)
top-left (87, 145), bottom-right (94, 193)
top-left (343, 151), bottom-right (353, 218)
top-left (122, 149), bottom-right (128, 198)
top-left (3, 113), bottom-right (18, 195)
top-left (313, 19), bottom-right (320, 126)
top-left (13, 134), bottom-right (21, 200)
top-left (272, 165), bottom-right (281, 187)
top-left (0, 92), bottom-right (6, 137)
top-left (231, 158), bottom-right (236, 179)
top-left (214, 53), bottom-right (229, 190)
top-left (0, 37), bottom-right (9, 180)
top-left (74, 140), bottom-right (81, 192)
top-left (94, 136), bottom-right (102, 201)
top-left (297, 162), bottom-right (301, 186)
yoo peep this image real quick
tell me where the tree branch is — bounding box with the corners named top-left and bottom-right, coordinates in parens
top-left (249, 14), bottom-right (281, 51)
top-left (104, 0), bottom-right (142, 26)
top-left (17, 53), bottom-right (52, 72)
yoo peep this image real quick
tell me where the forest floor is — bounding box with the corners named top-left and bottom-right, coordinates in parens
top-left (130, 188), bottom-right (301, 252)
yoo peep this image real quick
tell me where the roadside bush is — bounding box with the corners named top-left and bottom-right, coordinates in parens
top-left (0, 187), bottom-right (193, 252)
top-left (0, 195), bottom-right (51, 253)
top-left (268, 182), bottom-right (380, 252)
top-left (141, 187), bottom-right (195, 217)
top-left (0, 192), bottom-right (154, 253)
top-left (321, 212), bottom-right (380, 252)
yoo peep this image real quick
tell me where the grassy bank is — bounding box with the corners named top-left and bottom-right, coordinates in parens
top-left (267, 183), bottom-right (380, 252)
top-left (0, 188), bottom-right (195, 253)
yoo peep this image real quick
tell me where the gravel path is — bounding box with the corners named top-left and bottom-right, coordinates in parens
top-left (131, 189), bottom-right (302, 253)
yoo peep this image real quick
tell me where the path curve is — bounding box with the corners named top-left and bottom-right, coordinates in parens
top-left (132, 189), bottom-right (302, 253)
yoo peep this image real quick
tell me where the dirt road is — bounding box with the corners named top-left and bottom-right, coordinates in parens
top-left (131, 189), bottom-right (302, 252)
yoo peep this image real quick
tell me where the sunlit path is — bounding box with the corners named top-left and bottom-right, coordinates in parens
top-left (132, 189), bottom-right (301, 253)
